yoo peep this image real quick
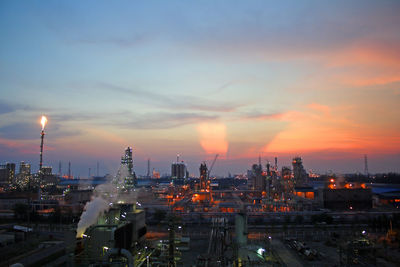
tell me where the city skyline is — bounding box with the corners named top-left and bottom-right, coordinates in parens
top-left (1, 1), bottom-right (400, 176)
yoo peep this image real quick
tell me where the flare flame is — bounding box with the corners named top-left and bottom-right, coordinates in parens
top-left (41, 116), bottom-right (47, 131)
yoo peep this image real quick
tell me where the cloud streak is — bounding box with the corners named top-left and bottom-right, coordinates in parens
top-left (0, 122), bottom-right (81, 140)
top-left (120, 112), bottom-right (218, 130)
top-left (98, 83), bottom-right (240, 112)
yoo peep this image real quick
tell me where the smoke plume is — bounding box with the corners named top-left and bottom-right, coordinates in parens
top-left (76, 197), bottom-right (110, 237)
top-left (75, 164), bottom-right (137, 237)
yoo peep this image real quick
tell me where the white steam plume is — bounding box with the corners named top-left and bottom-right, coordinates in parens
top-left (76, 197), bottom-right (110, 237)
top-left (75, 164), bottom-right (137, 237)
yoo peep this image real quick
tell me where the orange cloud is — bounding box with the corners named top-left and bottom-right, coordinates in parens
top-left (325, 42), bottom-right (400, 69)
top-left (264, 103), bottom-right (400, 155)
top-left (311, 41), bottom-right (400, 88)
top-left (197, 122), bottom-right (229, 155)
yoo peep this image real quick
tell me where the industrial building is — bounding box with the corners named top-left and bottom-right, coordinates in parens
top-left (171, 161), bottom-right (188, 179)
top-left (0, 162), bottom-right (15, 186)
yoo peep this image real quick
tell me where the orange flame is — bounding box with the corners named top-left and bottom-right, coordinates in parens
top-left (41, 116), bottom-right (47, 131)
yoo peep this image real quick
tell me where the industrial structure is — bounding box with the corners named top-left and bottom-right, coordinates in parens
top-left (292, 156), bottom-right (308, 186)
top-left (120, 147), bottom-right (136, 189)
top-left (0, 163), bottom-right (15, 187)
top-left (171, 161), bottom-right (187, 180)
top-left (75, 202), bottom-right (146, 266)
top-left (0, 148), bottom-right (397, 266)
top-left (39, 115), bottom-right (47, 174)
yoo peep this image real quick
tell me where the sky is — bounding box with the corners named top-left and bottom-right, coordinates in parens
top-left (1, 0), bottom-right (400, 177)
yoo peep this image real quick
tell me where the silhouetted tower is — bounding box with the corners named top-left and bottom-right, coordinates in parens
top-left (19, 161), bottom-right (31, 176)
top-left (58, 161), bottom-right (62, 177)
top-left (121, 147), bottom-right (134, 175)
top-left (147, 158), bottom-right (150, 178)
top-left (266, 161), bottom-right (271, 175)
top-left (172, 161), bottom-right (187, 179)
top-left (68, 161), bottom-right (71, 179)
top-left (199, 162), bottom-right (208, 190)
top-left (252, 163), bottom-right (264, 191)
top-left (88, 168), bottom-right (91, 177)
top-left (364, 154), bottom-right (369, 177)
top-left (39, 129), bottom-right (45, 173)
top-left (121, 147), bottom-right (136, 188)
top-left (292, 157), bottom-right (308, 186)
top-left (97, 161), bottom-right (99, 176)
top-left (274, 157), bottom-right (278, 171)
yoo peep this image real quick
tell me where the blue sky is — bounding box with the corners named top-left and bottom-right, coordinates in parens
top-left (1, 1), bottom-right (400, 176)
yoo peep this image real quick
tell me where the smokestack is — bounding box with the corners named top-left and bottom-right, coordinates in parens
top-left (97, 161), bottom-right (99, 176)
top-left (89, 168), bottom-right (91, 178)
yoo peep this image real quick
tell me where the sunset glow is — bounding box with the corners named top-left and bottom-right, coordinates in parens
top-left (197, 122), bottom-right (229, 156)
top-left (0, 1), bottom-right (399, 175)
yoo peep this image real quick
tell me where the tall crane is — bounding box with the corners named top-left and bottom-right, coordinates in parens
top-left (207, 154), bottom-right (219, 179)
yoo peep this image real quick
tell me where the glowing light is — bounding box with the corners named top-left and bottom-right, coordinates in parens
top-left (257, 248), bottom-right (266, 255)
top-left (361, 183), bottom-right (366, 189)
top-left (40, 115), bottom-right (47, 131)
